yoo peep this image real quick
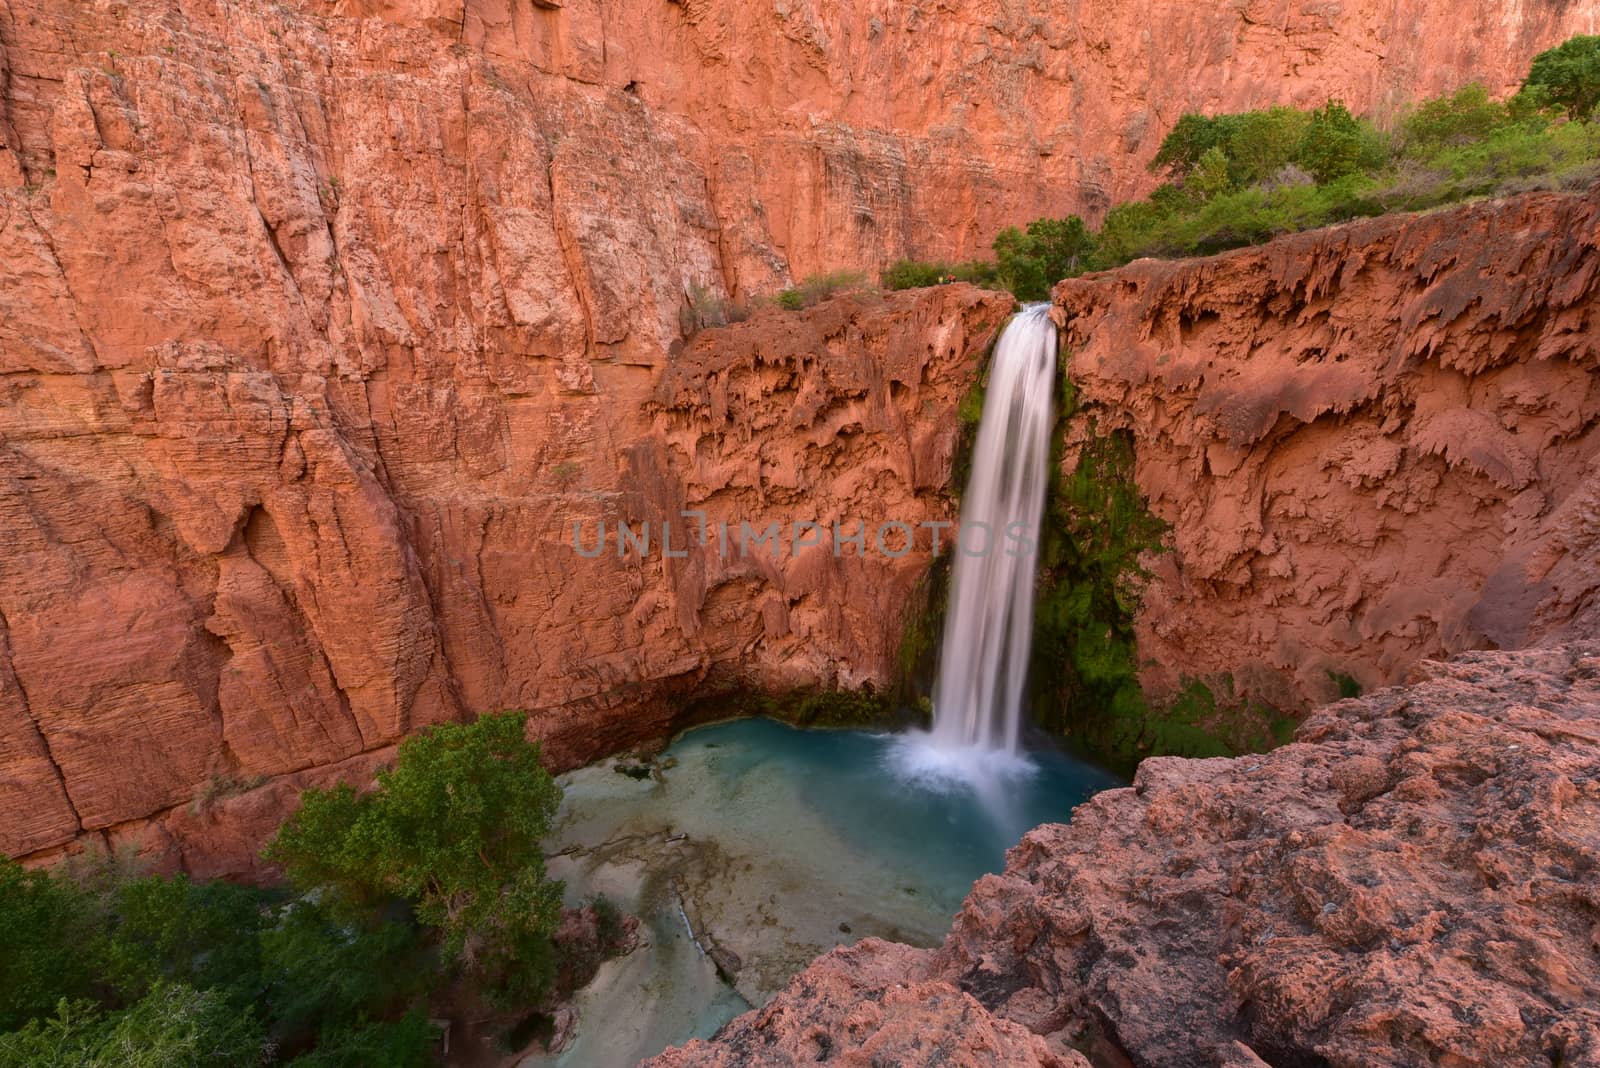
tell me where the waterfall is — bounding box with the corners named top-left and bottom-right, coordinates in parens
top-left (931, 304), bottom-right (1058, 754)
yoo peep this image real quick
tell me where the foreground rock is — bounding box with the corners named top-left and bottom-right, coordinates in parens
top-left (654, 643), bottom-right (1600, 1067)
top-left (1055, 187), bottom-right (1600, 714)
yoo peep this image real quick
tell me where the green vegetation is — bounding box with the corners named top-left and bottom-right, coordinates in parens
top-left (775, 269), bottom-right (874, 310)
top-left (266, 711), bottom-right (564, 1006)
top-left (882, 37), bottom-right (1600, 300)
top-left (0, 711), bottom-right (582, 1065)
top-left (880, 258), bottom-right (999, 291)
top-left (991, 216), bottom-right (1096, 300)
top-left (0, 857), bottom-right (434, 1067)
top-left (681, 281), bottom-right (758, 334)
top-left (1516, 34), bottom-right (1600, 120)
top-left (550, 460), bottom-right (582, 489)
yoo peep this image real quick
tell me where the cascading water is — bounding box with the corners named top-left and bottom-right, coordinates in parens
top-left (931, 303), bottom-right (1058, 753)
top-left (888, 304), bottom-right (1058, 799)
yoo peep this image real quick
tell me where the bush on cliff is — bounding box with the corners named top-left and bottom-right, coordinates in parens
top-left (881, 258), bottom-right (1000, 291)
top-left (775, 269), bottom-right (873, 309)
top-left (993, 216), bottom-right (1098, 300)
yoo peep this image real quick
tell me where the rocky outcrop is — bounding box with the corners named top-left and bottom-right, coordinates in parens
top-left (656, 641), bottom-right (1600, 1068)
top-left (0, 283), bottom-right (1009, 869)
top-left (1054, 187), bottom-right (1600, 714)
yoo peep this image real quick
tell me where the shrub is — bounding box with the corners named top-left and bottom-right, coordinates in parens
top-left (775, 269), bottom-right (872, 310)
top-left (1294, 101), bottom-right (1387, 183)
top-left (98, 875), bottom-right (266, 1003)
top-left (258, 899), bottom-right (431, 1050)
top-left (1149, 112), bottom-right (1228, 178)
top-left (1518, 34), bottom-right (1600, 120)
top-left (0, 985), bottom-right (265, 1068)
top-left (881, 259), bottom-right (946, 290)
top-left (881, 258), bottom-right (1003, 291)
top-left (266, 711), bottom-right (565, 1003)
top-left (1220, 106), bottom-right (1312, 186)
top-left (682, 282), bottom-right (757, 334)
top-left (1151, 107), bottom-right (1312, 188)
top-left (1400, 84), bottom-right (1509, 153)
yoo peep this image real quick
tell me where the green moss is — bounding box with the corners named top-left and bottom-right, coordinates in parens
top-left (1028, 405), bottom-right (1168, 774)
top-left (892, 553), bottom-right (949, 724)
top-left (1328, 670), bottom-right (1364, 700)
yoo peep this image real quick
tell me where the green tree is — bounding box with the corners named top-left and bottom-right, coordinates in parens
top-left (1149, 112), bottom-right (1228, 177)
top-left (1221, 106), bottom-right (1312, 186)
top-left (0, 984), bottom-right (264, 1068)
top-left (258, 899), bottom-right (431, 1047)
top-left (1187, 146), bottom-right (1234, 202)
top-left (1295, 101), bottom-right (1385, 182)
top-left (994, 216), bottom-right (1096, 300)
top-left (1401, 83), bottom-right (1509, 154)
top-left (0, 857), bottom-right (101, 1030)
top-left (99, 876), bottom-right (266, 1003)
top-left (1518, 34), bottom-right (1600, 120)
top-left (266, 711), bottom-right (564, 1001)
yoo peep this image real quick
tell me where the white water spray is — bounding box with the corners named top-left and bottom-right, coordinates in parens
top-left (887, 304), bottom-right (1058, 797)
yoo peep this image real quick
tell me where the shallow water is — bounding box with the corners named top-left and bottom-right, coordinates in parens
top-left (524, 718), bottom-right (1122, 1067)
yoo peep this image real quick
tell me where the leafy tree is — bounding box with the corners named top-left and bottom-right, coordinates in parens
top-left (1149, 112), bottom-right (1228, 177)
top-left (1519, 34), bottom-right (1600, 119)
top-left (282, 1013), bottom-right (437, 1068)
top-left (0, 857), bottom-right (101, 1030)
top-left (266, 711), bottom-right (564, 1001)
top-left (258, 900), bottom-right (431, 1047)
top-left (99, 876), bottom-right (267, 1003)
top-left (1221, 106), bottom-right (1312, 186)
top-left (1151, 107), bottom-right (1310, 187)
top-left (1187, 146), bottom-right (1234, 202)
top-left (994, 216), bottom-right (1097, 300)
top-left (1294, 101), bottom-right (1385, 182)
top-left (0, 985), bottom-right (264, 1068)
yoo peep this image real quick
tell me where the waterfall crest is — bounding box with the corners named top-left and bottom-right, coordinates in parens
top-left (930, 304), bottom-right (1058, 754)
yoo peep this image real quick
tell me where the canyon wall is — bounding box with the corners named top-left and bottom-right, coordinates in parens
top-left (2, 0), bottom-right (1593, 296)
top-left (0, 0), bottom-right (1595, 868)
top-left (1054, 187), bottom-right (1600, 714)
top-left (655, 642), bottom-right (1600, 1067)
top-left (0, 281), bottom-right (1010, 870)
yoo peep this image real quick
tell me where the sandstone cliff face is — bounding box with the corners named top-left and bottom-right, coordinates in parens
top-left (654, 642), bottom-right (1600, 1068)
top-left (1, 0), bottom-right (1592, 294)
top-left (0, 282), bottom-right (1010, 868)
top-left (1053, 187), bottom-right (1600, 714)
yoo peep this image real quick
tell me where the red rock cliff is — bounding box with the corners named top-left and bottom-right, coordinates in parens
top-left (1054, 186), bottom-right (1600, 713)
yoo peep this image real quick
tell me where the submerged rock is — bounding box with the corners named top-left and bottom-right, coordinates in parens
top-left (654, 643), bottom-right (1600, 1067)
